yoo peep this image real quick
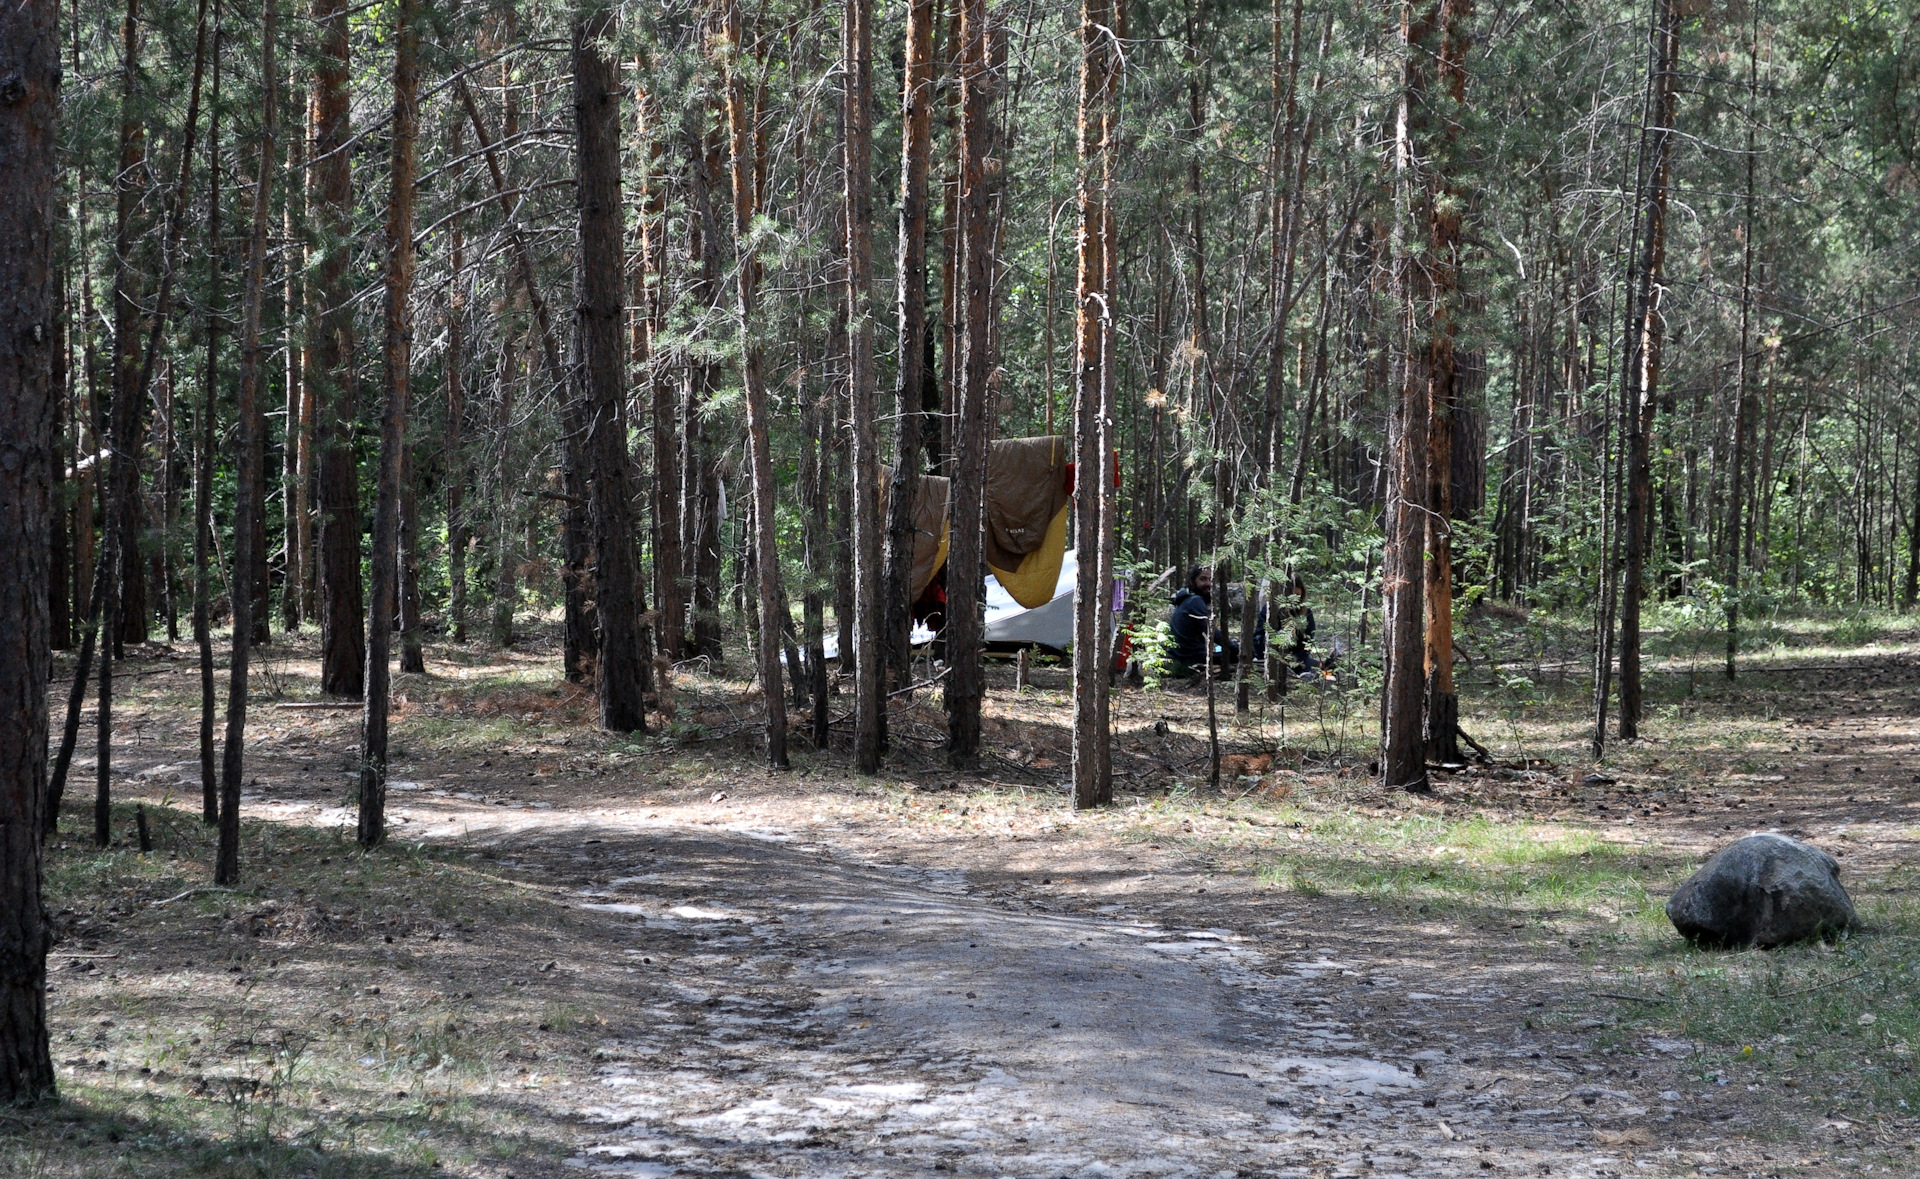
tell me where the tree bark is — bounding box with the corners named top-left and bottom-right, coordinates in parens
top-left (845, 0), bottom-right (885, 773)
top-left (196, 0), bottom-right (222, 824)
top-left (312, 0), bottom-right (363, 698)
top-left (802, 345), bottom-right (831, 750)
top-left (359, 0), bottom-right (418, 849)
top-left (1618, 0), bottom-right (1678, 741)
top-left (489, 337), bottom-right (518, 648)
top-left (218, 0), bottom-right (278, 885)
top-left (96, 0), bottom-right (210, 842)
top-left (1381, 0), bottom-right (1466, 795)
top-left (574, 0), bottom-right (650, 733)
top-left (0, 0), bottom-right (60, 1102)
top-left (445, 123), bottom-right (468, 644)
top-left (1724, 5), bottom-right (1756, 674)
top-left (946, 0), bottom-right (996, 771)
top-left (398, 439), bottom-right (424, 674)
top-left (1419, 0), bottom-right (1471, 767)
top-left (1071, 0), bottom-right (1117, 808)
top-left (636, 76), bottom-right (681, 664)
top-left (109, 0), bottom-right (149, 652)
top-left (721, 2), bottom-right (788, 767)
top-left (49, 284), bottom-right (68, 654)
top-left (884, 0), bottom-right (939, 698)
top-left (281, 108), bottom-right (306, 635)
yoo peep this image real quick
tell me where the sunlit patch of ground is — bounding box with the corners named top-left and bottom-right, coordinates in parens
top-left (14, 606), bottom-right (1920, 1175)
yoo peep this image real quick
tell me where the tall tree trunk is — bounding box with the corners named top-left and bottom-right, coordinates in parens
top-left (559, 383), bottom-right (595, 683)
top-left (1420, 0), bottom-right (1472, 766)
top-left (445, 124), bottom-right (469, 644)
top-left (312, 0), bottom-right (363, 698)
top-left (1071, 0), bottom-right (1117, 807)
top-left (884, 0), bottom-right (938, 697)
top-left (636, 76), bottom-right (681, 663)
top-left (281, 107), bottom-right (306, 635)
top-left (95, 467), bottom-right (118, 845)
top-left (94, 0), bottom-right (213, 844)
top-left (0, 0), bottom-right (60, 1098)
top-left (98, 0), bottom-right (137, 807)
top-left (1905, 420), bottom-right (1920, 608)
top-left (398, 440), bottom-right (424, 673)
top-left (359, 0), bottom-right (418, 848)
top-left (49, 277), bottom-right (69, 654)
top-left (845, 0), bottom-right (885, 773)
top-left (575, 0), bottom-right (650, 733)
top-left (218, 0), bottom-right (278, 885)
top-left (196, 0), bottom-right (222, 824)
top-left (682, 122), bottom-right (726, 664)
top-left (721, 2), bottom-right (788, 766)
top-left (945, 0), bottom-right (995, 771)
top-left (109, 0), bottom-right (149, 652)
top-left (159, 366), bottom-right (178, 640)
top-left (803, 344), bottom-right (832, 750)
top-left (489, 337), bottom-right (518, 647)
top-left (1724, 5), bottom-right (1757, 673)
top-left (294, 195), bottom-right (315, 624)
top-left (1618, 0), bottom-right (1678, 741)
top-left (1381, 0), bottom-right (1472, 795)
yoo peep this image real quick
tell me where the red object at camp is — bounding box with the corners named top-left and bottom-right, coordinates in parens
top-left (1060, 452), bottom-right (1122, 499)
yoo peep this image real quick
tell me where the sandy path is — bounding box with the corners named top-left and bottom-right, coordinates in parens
top-left (552, 823), bottom-right (1641, 1179)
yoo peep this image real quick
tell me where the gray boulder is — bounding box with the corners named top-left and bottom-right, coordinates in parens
top-left (1666, 833), bottom-right (1860, 949)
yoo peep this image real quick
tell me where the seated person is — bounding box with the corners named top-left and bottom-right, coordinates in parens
top-left (1273, 575), bottom-right (1319, 674)
top-left (1168, 566), bottom-right (1235, 679)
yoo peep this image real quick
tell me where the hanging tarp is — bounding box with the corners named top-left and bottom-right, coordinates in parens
top-left (883, 436), bottom-right (1077, 610)
top-left (878, 469), bottom-right (951, 601)
top-left (983, 435), bottom-right (1073, 609)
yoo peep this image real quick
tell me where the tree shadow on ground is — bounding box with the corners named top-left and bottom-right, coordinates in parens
top-left (0, 1092), bottom-right (557, 1179)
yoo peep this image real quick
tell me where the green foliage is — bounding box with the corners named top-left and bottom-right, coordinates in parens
top-left (1131, 616), bottom-right (1176, 691)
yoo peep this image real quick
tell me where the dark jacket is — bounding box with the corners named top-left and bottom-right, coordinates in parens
top-left (1169, 588), bottom-right (1212, 666)
top-left (1276, 604), bottom-right (1316, 652)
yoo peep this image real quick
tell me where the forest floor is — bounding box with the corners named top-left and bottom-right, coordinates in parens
top-left (10, 606), bottom-right (1920, 1179)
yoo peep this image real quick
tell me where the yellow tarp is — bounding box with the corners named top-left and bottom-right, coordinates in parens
top-left (986, 501), bottom-right (1070, 610)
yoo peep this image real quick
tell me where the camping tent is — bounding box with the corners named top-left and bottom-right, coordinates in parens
top-left (815, 552), bottom-right (1077, 660)
top-left (812, 437), bottom-right (1099, 658)
top-left (985, 548), bottom-right (1077, 651)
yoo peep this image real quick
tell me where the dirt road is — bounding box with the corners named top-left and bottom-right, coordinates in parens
top-left (393, 807), bottom-right (1673, 1179)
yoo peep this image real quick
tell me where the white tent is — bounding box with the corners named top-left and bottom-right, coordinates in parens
top-left (984, 547), bottom-right (1078, 650)
top-left (815, 550), bottom-right (1081, 660)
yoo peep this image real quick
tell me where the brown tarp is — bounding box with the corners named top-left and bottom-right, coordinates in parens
top-left (882, 437), bottom-right (1074, 609)
top-left (880, 469), bottom-right (951, 600)
top-left (984, 435), bottom-right (1071, 571)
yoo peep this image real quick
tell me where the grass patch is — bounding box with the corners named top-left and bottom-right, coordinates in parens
top-left (3, 801), bottom-right (592, 1177)
top-left (1579, 872), bottom-right (1920, 1120)
top-left (1249, 813), bottom-right (1671, 922)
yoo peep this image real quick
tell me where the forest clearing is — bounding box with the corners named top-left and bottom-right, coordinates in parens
top-left (4, 0), bottom-right (1920, 1173)
top-left (9, 609), bottom-right (1920, 1178)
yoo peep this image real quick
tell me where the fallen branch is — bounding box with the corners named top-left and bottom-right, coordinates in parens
top-left (149, 886), bottom-right (250, 907)
top-left (273, 701), bottom-right (361, 710)
top-left (50, 666), bottom-right (176, 685)
top-left (1596, 991), bottom-right (1666, 1005)
top-left (1769, 970), bottom-right (1868, 1000)
top-left (888, 665), bottom-right (952, 697)
top-left (1456, 725), bottom-right (1495, 764)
